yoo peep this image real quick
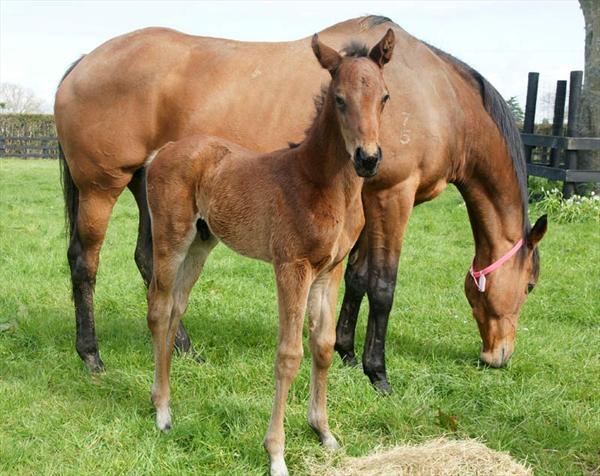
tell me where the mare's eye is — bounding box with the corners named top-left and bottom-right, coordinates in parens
top-left (382, 94), bottom-right (390, 104)
top-left (335, 95), bottom-right (346, 109)
top-left (527, 283), bottom-right (535, 294)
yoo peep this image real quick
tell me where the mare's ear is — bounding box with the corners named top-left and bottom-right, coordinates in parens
top-left (312, 34), bottom-right (342, 76)
top-left (528, 214), bottom-right (548, 249)
top-left (369, 28), bottom-right (395, 67)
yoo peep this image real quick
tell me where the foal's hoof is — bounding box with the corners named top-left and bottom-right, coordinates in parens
top-left (322, 434), bottom-right (340, 451)
top-left (155, 407), bottom-right (172, 432)
top-left (82, 353), bottom-right (105, 373)
top-left (270, 459), bottom-right (289, 476)
top-left (371, 378), bottom-right (393, 395)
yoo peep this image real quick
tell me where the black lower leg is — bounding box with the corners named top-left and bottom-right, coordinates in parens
top-left (68, 234), bottom-right (104, 372)
top-left (335, 254), bottom-right (368, 366)
top-left (363, 271), bottom-right (397, 394)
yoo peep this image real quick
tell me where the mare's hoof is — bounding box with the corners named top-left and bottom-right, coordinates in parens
top-left (336, 347), bottom-right (359, 367)
top-left (82, 353), bottom-right (105, 373)
top-left (191, 350), bottom-right (205, 365)
top-left (174, 346), bottom-right (205, 364)
top-left (342, 354), bottom-right (359, 367)
top-left (371, 378), bottom-right (393, 395)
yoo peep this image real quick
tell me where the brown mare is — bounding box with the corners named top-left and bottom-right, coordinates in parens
top-left (55, 16), bottom-right (547, 393)
top-left (145, 32), bottom-right (395, 475)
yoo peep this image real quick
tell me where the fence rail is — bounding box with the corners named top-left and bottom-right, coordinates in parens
top-left (523, 70), bottom-right (600, 197)
top-left (0, 136), bottom-right (59, 159)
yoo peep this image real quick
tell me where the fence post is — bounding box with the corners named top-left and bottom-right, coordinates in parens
top-left (563, 71), bottom-right (583, 198)
top-left (550, 80), bottom-right (567, 167)
top-left (0, 136), bottom-right (4, 157)
top-left (41, 138), bottom-right (48, 159)
top-left (523, 72), bottom-right (539, 164)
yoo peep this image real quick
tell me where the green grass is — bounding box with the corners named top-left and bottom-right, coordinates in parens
top-left (1, 158), bottom-right (599, 475)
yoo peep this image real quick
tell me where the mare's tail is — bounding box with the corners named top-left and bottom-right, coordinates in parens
top-left (58, 143), bottom-right (78, 239)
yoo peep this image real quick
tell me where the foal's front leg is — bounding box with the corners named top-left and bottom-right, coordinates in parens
top-left (264, 260), bottom-right (312, 476)
top-left (307, 263), bottom-right (343, 450)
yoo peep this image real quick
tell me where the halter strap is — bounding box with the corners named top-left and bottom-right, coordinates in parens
top-left (469, 239), bottom-right (524, 292)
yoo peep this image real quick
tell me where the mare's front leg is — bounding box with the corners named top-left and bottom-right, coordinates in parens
top-left (361, 186), bottom-right (414, 394)
top-left (335, 229), bottom-right (368, 366)
top-left (128, 168), bottom-right (203, 362)
top-left (307, 263), bottom-right (344, 450)
top-left (264, 260), bottom-right (312, 476)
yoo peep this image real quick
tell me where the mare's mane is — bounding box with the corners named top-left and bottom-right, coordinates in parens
top-left (365, 16), bottom-right (533, 263)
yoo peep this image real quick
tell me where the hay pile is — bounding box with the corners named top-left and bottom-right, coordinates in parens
top-left (307, 437), bottom-right (532, 476)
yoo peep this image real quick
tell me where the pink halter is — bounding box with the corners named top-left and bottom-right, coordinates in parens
top-left (469, 239), bottom-right (524, 292)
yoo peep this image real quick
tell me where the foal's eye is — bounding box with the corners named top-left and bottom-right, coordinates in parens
top-left (335, 95), bottom-right (346, 110)
top-left (382, 94), bottom-right (390, 104)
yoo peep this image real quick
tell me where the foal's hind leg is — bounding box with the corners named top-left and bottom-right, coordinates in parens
top-left (128, 168), bottom-right (203, 361)
top-left (149, 225), bottom-right (217, 430)
top-left (307, 263), bottom-right (343, 450)
top-left (68, 189), bottom-right (121, 372)
top-left (335, 229), bottom-right (368, 367)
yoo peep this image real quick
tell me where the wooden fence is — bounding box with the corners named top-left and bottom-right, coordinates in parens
top-left (522, 70), bottom-right (600, 197)
top-left (0, 136), bottom-right (59, 159)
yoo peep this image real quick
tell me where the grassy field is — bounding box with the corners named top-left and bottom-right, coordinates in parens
top-left (1, 158), bottom-right (598, 475)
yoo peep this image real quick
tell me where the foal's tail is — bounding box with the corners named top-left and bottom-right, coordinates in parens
top-left (58, 143), bottom-right (79, 239)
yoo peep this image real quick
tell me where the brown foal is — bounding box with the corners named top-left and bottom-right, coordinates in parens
top-left (145, 32), bottom-right (394, 475)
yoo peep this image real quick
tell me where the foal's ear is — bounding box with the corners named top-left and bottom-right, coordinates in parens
top-left (312, 34), bottom-right (342, 76)
top-left (369, 28), bottom-right (395, 67)
top-left (527, 214), bottom-right (548, 249)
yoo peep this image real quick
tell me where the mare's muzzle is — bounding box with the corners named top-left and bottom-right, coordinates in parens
top-left (354, 146), bottom-right (382, 178)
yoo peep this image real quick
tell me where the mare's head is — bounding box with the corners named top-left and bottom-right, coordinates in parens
top-left (465, 215), bottom-right (547, 367)
top-left (311, 29), bottom-right (395, 177)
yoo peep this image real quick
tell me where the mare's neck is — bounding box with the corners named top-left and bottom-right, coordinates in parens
top-left (297, 91), bottom-right (357, 186)
top-left (456, 165), bottom-right (527, 268)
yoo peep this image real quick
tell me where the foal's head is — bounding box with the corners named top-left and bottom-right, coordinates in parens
top-left (311, 29), bottom-right (395, 177)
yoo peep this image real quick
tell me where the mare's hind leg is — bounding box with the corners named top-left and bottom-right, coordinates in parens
top-left (149, 223), bottom-right (217, 431)
top-left (335, 229), bottom-right (368, 367)
top-left (69, 189), bottom-right (121, 372)
top-left (127, 168), bottom-right (203, 361)
top-left (307, 263), bottom-right (344, 450)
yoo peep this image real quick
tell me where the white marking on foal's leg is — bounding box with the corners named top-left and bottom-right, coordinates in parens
top-left (155, 405), bottom-right (172, 431)
top-left (269, 456), bottom-right (289, 476)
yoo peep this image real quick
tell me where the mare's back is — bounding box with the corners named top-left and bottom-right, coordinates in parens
top-left (55, 18), bottom-right (467, 183)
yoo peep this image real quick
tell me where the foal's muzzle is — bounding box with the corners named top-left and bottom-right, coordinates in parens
top-left (353, 146), bottom-right (382, 178)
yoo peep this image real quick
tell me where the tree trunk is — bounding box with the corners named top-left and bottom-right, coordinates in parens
top-left (577, 0), bottom-right (600, 177)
